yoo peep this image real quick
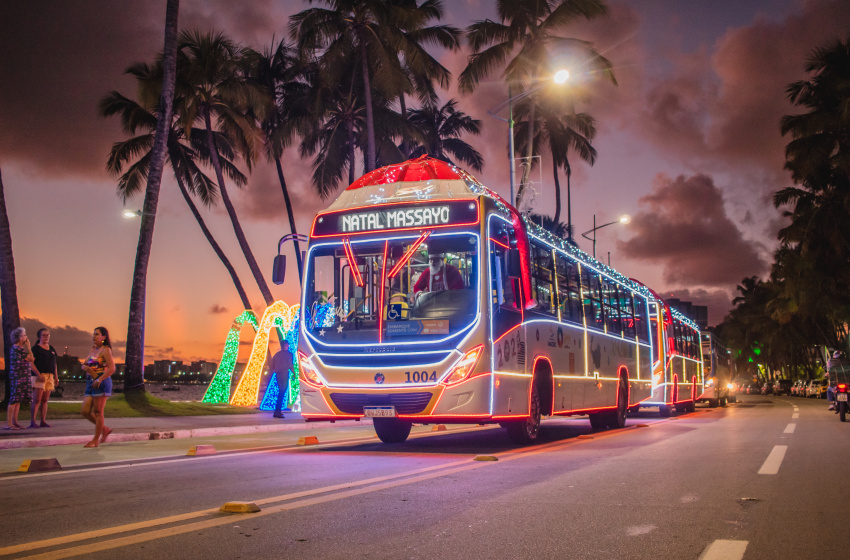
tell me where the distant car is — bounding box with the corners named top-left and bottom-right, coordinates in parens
top-left (761, 382), bottom-right (774, 395)
top-left (791, 380), bottom-right (806, 397)
top-left (806, 379), bottom-right (828, 398)
top-left (746, 383), bottom-right (762, 395)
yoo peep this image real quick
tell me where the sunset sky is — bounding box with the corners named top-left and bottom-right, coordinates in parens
top-left (1, 0), bottom-right (847, 364)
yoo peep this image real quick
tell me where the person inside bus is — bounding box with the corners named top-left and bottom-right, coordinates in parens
top-left (413, 252), bottom-right (464, 301)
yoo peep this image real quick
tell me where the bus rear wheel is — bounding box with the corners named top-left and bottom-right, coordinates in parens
top-left (507, 381), bottom-right (541, 444)
top-left (373, 418), bottom-right (412, 443)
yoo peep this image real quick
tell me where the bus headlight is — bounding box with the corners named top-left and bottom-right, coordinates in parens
top-left (442, 345), bottom-right (484, 386)
top-left (705, 378), bottom-right (714, 387)
top-left (726, 383), bottom-right (735, 390)
top-left (299, 351), bottom-right (325, 388)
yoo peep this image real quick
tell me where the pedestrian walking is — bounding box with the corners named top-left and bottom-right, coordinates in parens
top-left (270, 340), bottom-right (294, 418)
top-left (81, 326), bottom-right (115, 447)
top-left (30, 328), bottom-right (58, 427)
top-left (5, 327), bottom-right (37, 430)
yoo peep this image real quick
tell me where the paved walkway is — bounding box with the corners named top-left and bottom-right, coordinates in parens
top-left (0, 412), bottom-right (367, 450)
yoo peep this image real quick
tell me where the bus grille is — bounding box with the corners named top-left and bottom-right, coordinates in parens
top-left (329, 392), bottom-right (433, 415)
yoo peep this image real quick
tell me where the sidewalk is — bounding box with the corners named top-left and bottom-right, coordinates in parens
top-left (0, 412), bottom-right (370, 450)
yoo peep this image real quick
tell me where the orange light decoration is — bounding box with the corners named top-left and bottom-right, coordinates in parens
top-left (230, 301), bottom-right (300, 407)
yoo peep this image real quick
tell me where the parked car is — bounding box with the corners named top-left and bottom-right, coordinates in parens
top-left (761, 382), bottom-right (774, 395)
top-left (774, 380), bottom-right (792, 396)
top-left (791, 380), bottom-right (806, 396)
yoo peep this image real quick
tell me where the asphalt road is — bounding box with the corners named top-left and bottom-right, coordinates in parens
top-left (1, 394), bottom-right (847, 560)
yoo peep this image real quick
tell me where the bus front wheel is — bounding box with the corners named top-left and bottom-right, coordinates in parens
top-left (507, 380), bottom-right (541, 444)
top-left (373, 418), bottom-right (412, 443)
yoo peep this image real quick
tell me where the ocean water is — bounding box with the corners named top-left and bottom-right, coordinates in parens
top-left (1, 381), bottom-right (247, 402)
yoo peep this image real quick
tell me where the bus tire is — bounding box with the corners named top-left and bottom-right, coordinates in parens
top-left (719, 396), bottom-right (727, 407)
top-left (708, 398), bottom-right (719, 408)
top-left (507, 379), bottom-right (541, 444)
top-left (609, 380), bottom-right (628, 429)
top-left (589, 412), bottom-right (607, 430)
top-left (373, 418), bottom-right (412, 443)
top-left (659, 405), bottom-right (672, 417)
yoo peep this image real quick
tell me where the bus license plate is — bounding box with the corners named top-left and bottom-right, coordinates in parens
top-left (363, 406), bottom-right (397, 417)
top-left (838, 394), bottom-right (848, 402)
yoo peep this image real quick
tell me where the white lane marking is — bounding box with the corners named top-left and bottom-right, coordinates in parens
top-left (784, 423), bottom-right (796, 434)
top-left (792, 412), bottom-right (799, 419)
top-left (699, 539), bottom-right (748, 560)
top-left (758, 445), bottom-right (788, 475)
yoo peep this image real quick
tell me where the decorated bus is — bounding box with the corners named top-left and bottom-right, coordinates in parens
top-left (294, 156), bottom-right (700, 443)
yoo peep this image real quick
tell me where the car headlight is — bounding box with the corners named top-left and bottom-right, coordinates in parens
top-left (726, 383), bottom-right (735, 390)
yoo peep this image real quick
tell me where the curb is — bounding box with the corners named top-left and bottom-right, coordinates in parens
top-left (0, 418), bottom-right (373, 450)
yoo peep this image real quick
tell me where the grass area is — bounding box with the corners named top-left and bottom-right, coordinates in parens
top-left (1, 393), bottom-right (259, 420)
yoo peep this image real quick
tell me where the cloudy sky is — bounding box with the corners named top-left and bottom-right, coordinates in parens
top-left (1, 0), bottom-right (847, 363)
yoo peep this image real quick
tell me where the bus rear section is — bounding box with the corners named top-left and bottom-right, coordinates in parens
top-left (640, 302), bottom-right (704, 416)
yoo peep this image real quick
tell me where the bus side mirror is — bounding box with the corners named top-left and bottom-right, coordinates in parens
top-left (272, 255), bottom-right (286, 285)
top-left (507, 248), bottom-right (521, 278)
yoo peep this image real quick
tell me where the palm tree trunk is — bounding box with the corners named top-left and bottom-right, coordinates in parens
top-left (174, 173), bottom-right (254, 309)
top-left (124, 0), bottom-right (179, 395)
top-left (203, 110), bottom-right (275, 306)
top-left (0, 168), bottom-right (21, 407)
top-left (398, 94), bottom-right (410, 157)
top-left (566, 159), bottom-right (573, 243)
top-left (360, 39), bottom-right (376, 173)
top-left (552, 162), bottom-right (561, 226)
top-left (348, 120), bottom-right (356, 185)
top-left (274, 157), bottom-right (303, 282)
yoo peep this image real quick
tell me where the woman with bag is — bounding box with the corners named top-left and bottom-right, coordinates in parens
top-left (31, 328), bottom-right (58, 427)
top-left (80, 326), bottom-right (115, 447)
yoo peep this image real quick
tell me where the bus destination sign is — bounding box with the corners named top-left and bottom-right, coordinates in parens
top-left (312, 200), bottom-right (478, 237)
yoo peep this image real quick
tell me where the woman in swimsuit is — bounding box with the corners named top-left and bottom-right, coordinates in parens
top-left (81, 326), bottom-right (116, 447)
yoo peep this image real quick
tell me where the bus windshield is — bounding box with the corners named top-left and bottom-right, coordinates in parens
top-left (304, 232), bottom-right (479, 345)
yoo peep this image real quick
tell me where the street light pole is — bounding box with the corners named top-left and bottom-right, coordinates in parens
top-left (581, 214), bottom-right (630, 259)
top-left (487, 70), bottom-right (569, 208)
top-left (508, 83), bottom-right (516, 206)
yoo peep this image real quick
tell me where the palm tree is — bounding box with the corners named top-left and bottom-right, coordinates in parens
top-left (123, 0), bottom-right (180, 394)
top-left (0, 167), bottom-right (22, 407)
top-left (291, 0), bottom-right (456, 174)
top-left (407, 99), bottom-right (483, 171)
top-left (459, 0), bottom-right (615, 207)
top-left (175, 30), bottom-right (276, 306)
top-left (514, 107), bottom-right (597, 238)
top-left (99, 89), bottom-right (255, 311)
top-left (244, 39), bottom-right (311, 282)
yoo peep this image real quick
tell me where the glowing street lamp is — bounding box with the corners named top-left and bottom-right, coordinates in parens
top-left (581, 214), bottom-right (630, 260)
top-left (487, 70), bottom-right (570, 207)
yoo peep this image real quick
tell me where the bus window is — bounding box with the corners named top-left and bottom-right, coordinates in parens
top-left (601, 278), bottom-right (622, 336)
top-left (555, 253), bottom-right (582, 324)
top-left (529, 241), bottom-right (556, 316)
top-left (619, 289), bottom-right (636, 339)
top-left (634, 296), bottom-right (649, 343)
top-left (580, 266), bottom-right (604, 331)
top-left (489, 217), bottom-right (521, 339)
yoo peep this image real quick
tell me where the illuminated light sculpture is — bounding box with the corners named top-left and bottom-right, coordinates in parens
top-left (230, 301), bottom-right (300, 407)
top-left (202, 310), bottom-right (259, 404)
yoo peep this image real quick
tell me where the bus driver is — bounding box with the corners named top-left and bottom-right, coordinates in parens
top-left (413, 252), bottom-right (464, 301)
